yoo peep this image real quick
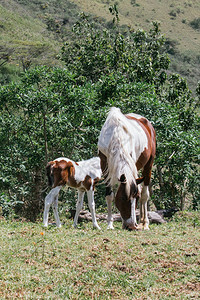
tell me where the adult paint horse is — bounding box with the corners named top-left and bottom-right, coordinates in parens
top-left (98, 107), bottom-right (156, 230)
top-left (43, 157), bottom-right (102, 229)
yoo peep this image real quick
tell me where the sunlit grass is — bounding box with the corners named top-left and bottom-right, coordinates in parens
top-left (0, 211), bottom-right (199, 299)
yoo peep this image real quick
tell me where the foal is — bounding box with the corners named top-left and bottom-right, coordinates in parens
top-left (43, 157), bottom-right (102, 229)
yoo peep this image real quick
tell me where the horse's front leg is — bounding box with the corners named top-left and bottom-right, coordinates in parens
top-left (87, 189), bottom-right (101, 230)
top-left (131, 197), bottom-right (138, 228)
top-left (106, 186), bottom-right (114, 229)
top-left (138, 185), bottom-right (150, 230)
top-left (73, 190), bottom-right (85, 228)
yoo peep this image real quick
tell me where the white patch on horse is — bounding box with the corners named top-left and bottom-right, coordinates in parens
top-left (98, 107), bottom-right (148, 191)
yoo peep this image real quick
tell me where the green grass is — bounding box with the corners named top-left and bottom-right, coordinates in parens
top-left (1, 211), bottom-right (199, 299)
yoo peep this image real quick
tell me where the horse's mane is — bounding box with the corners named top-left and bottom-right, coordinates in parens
top-left (101, 107), bottom-right (138, 195)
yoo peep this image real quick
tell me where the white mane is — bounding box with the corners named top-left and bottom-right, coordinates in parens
top-left (98, 107), bottom-right (140, 194)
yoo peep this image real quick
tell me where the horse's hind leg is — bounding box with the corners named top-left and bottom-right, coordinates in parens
top-left (73, 190), bottom-right (85, 228)
top-left (138, 158), bottom-right (154, 230)
top-left (52, 193), bottom-right (62, 228)
top-left (106, 186), bottom-right (114, 229)
top-left (99, 151), bottom-right (114, 229)
top-left (87, 189), bottom-right (101, 230)
top-left (138, 185), bottom-right (150, 230)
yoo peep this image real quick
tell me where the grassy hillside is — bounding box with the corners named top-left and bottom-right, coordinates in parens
top-left (71, 0), bottom-right (200, 92)
top-left (0, 0), bottom-right (62, 73)
top-left (0, 211), bottom-right (200, 298)
top-left (0, 0), bottom-right (199, 91)
top-left (71, 0), bottom-right (199, 53)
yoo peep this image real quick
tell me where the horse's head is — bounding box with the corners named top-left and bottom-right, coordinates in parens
top-left (115, 174), bottom-right (144, 230)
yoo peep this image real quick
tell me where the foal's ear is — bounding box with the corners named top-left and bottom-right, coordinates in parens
top-left (136, 177), bottom-right (144, 185)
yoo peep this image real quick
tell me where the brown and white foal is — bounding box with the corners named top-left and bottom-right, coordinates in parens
top-left (43, 157), bottom-right (102, 229)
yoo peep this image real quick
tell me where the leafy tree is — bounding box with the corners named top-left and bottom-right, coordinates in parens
top-left (60, 12), bottom-right (169, 86)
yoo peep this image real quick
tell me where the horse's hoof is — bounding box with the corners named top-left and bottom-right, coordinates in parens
top-left (143, 224), bottom-right (150, 230)
top-left (137, 223), bottom-right (144, 230)
top-left (107, 225), bottom-right (114, 230)
top-left (94, 226), bottom-right (101, 230)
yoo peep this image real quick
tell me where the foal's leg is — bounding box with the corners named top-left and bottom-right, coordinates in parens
top-left (138, 185), bottom-right (150, 230)
top-left (106, 186), bottom-right (114, 229)
top-left (73, 190), bottom-right (85, 228)
top-left (43, 186), bottom-right (61, 227)
top-left (52, 193), bottom-right (62, 228)
top-left (87, 189), bottom-right (101, 230)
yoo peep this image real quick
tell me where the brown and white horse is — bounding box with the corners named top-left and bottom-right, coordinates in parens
top-left (43, 157), bottom-right (102, 229)
top-left (98, 107), bottom-right (156, 230)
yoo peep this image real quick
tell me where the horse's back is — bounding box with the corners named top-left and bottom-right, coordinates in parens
top-left (77, 157), bottom-right (102, 180)
top-left (98, 108), bottom-right (149, 160)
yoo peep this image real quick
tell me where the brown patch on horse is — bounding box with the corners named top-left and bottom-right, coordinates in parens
top-left (115, 182), bottom-right (131, 220)
top-left (59, 161), bottom-right (76, 187)
top-left (98, 151), bottom-right (108, 175)
top-left (93, 177), bottom-right (100, 190)
top-left (126, 115), bottom-right (156, 186)
top-left (83, 176), bottom-right (100, 191)
top-left (46, 160), bottom-right (65, 187)
top-left (83, 175), bottom-right (92, 190)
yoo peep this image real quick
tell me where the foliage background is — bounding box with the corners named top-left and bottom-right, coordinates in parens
top-left (0, 11), bottom-right (199, 220)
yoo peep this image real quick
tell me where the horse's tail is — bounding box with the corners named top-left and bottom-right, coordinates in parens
top-left (104, 108), bottom-right (138, 197)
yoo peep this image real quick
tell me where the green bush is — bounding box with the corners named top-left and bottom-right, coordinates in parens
top-left (0, 193), bottom-right (23, 218)
top-left (0, 66), bottom-right (199, 219)
top-left (190, 18), bottom-right (200, 30)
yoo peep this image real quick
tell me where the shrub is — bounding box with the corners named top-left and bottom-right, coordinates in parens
top-left (189, 17), bottom-right (200, 30)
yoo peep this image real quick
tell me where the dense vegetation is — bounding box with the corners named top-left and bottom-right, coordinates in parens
top-left (0, 9), bottom-right (199, 220)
